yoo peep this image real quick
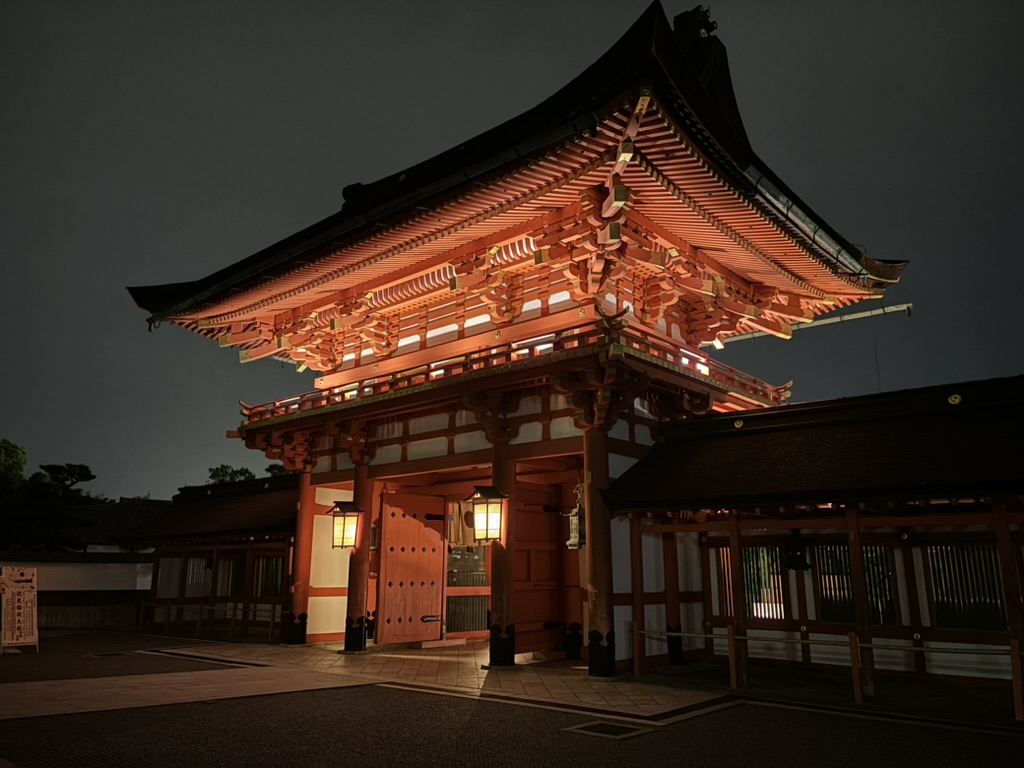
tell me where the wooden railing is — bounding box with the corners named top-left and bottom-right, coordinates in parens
top-left (240, 323), bottom-right (787, 425)
top-left (640, 627), bottom-right (1024, 721)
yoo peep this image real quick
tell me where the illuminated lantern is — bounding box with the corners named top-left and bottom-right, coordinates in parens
top-left (330, 501), bottom-right (361, 549)
top-left (464, 486), bottom-right (505, 543)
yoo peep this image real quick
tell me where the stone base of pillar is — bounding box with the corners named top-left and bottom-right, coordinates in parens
top-left (487, 624), bottom-right (516, 667)
top-left (666, 623), bottom-right (683, 665)
top-left (342, 615), bottom-right (367, 653)
top-left (565, 622), bottom-right (583, 660)
top-left (588, 629), bottom-right (616, 677)
top-left (285, 612), bottom-right (308, 645)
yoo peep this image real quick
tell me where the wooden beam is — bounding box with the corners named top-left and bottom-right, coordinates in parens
top-left (845, 508), bottom-right (875, 699)
top-left (727, 511), bottom-right (747, 686)
top-left (630, 513), bottom-right (645, 675)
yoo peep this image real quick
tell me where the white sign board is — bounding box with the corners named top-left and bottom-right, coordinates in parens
top-left (1, 566), bottom-right (39, 653)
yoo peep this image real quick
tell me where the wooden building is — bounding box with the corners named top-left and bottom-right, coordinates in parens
top-left (128, 4), bottom-right (904, 676)
top-left (605, 375), bottom-right (1024, 716)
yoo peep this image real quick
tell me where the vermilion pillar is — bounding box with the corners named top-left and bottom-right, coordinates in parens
top-left (583, 425), bottom-right (616, 677)
top-left (343, 460), bottom-right (374, 652)
top-left (288, 471), bottom-right (317, 643)
top-left (488, 440), bottom-right (517, 666)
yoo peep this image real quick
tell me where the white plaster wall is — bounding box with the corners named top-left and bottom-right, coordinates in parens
top-left (549, 416), bottom-right (581, 439)
top-left (678, 533), bottom-right (702, 591)
top-left (608, 420), bottom-right (629, 441)
top-left (370, 444), bottom-right (402, 466)
top-left (747, 629), bottom-right (803, 663)
top-left (455, 409), bottom-right (478, 427)
top-left (308, 595), bottom-right (347, 635)
top-left (512, 396), bottom-right (543, 416)
top-left (613, 603), bottom-right (631, 660)
top-left (408, 413), bottom-right (449, 435)
top-left (549, 393), bottom-right (570, 411)
top-left (310, 514), bottom-right (349, 588)
top-left (407, 436), bottom-right (448, 461)
top-left (809, 633), bottom-right (850, 667)
top-left (455, 430), bottom-right (489, 453)
top-left (645, 603), bottom-right (667, 657)
top-left (926, 643), bottom-right (1012, 679)
top-left (712, 627), bottom-right (729, 656)
top-left (510, 422), bottom-right (542, 445)
top-left (608, 453), bottom-right (638, 480)
top-left (641, 528), bottom-right (664, 593)
top-left (635, 424), bottom-right (655, 446)
top-left (311, 455), bottom-right (332, 474)
top-left (874, 639), bottom-right (917, 673)
top-left (610, 515), bottom-right (631, 594)
top-left (373, 421), bottom-right (403, 441)
top-left (156, 558), bottom-right (181, 598)
top-left (1, 561), bottom-right (153, 591)
top-left (684, 601), bottom-right (706, 651)
top-left (314, 487), bottom-right (352, 507)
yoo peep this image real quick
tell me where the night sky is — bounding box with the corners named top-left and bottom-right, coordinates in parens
top-left (3, 1), bottom-right (1021, 501)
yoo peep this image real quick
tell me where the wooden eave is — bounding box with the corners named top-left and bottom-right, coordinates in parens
top-left (603, 374), bottom-right (1024, 513)
top-left (129, 3), bottom-right (900, 348)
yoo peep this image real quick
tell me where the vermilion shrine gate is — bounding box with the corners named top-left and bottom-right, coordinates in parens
top-left (130, 5), bottom-right (907, 677)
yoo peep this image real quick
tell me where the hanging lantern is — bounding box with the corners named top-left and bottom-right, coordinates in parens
top-left (330, 501), bottom-right (361, 549)
top-left (463, 486), bottom-right (506, 543)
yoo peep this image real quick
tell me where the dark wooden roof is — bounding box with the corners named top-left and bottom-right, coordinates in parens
top-left (128, 2), bottom-right (901, 322)
top-left (63, 497), bottom-right (171, 546)
top-left (125, 475), bottom-right (299, 543)
top-left (603, 375), bottom-right (1024, 510)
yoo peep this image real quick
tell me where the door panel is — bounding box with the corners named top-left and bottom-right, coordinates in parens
top-left (376, 493), bottom-right (446, 644)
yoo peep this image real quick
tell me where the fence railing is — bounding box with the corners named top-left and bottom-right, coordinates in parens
top-left (639, 627), bottom-right (1024, 721)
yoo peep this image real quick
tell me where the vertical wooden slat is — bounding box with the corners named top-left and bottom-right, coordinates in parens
top-left (630, 513), bottom-right (644, 675)
top-left (848, 631), bottom-right (864, 705)
top-left (900, 540), bottom-right (928, 674)
top-left (993, 500), bottom-right (1024, 721)
top-left (727, 512), bottom-right (746, 686)
top-left (663, 532), bottom-right (683, 661)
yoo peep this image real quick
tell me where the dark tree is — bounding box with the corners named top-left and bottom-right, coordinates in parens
top-left (265, 463), bottom-right (296, 477)
top-left (38, 463), bottom-right (96, 490)
top-left (207, 464), bottom-right (257, 484)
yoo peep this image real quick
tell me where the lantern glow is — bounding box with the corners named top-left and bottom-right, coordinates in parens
top-left (330, 501), bottom-right (361, 549)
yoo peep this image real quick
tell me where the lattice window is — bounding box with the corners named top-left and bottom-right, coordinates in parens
top-left (813, 544), bottom-right (897, 625)
top-left (926, 544), bottom-right (1006, 630)
top-left (716, 545), bottom-right (785, 620)
top-left (183, 556), bottom-right (213, 598)
top-left (253, 555), bottom-right (284, 599)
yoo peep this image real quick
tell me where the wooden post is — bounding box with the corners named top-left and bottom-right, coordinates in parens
top-left (848, 631), bottom-right (864, 705)
top-left (583, 425), bottom-right (616, 677)
top-left (992, 500), bottom-right (1024, 721)
top-left (343, 461), bottom-right (374, 652)
top-left (727, 511), bottom-right (747, 686)
top-left (630, 513), bottom-right (644, 675)
top-left (488, 440), bottom-right (517, 666)
top-left (288, 471), bottom-right (317, 643)
top-left (845, 508), bottom-right (875, 698)
top-left (899, 537), bottom-right (928, 674)
top-left (663, 532), bottom-right (684, 664)
top-left (727, 624), bottom-right (738, 689)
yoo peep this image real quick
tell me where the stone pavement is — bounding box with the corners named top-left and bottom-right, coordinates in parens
top-left (0, 632), bottom-right (729, 723)
top-left (1, 629), bottom-right (1023, 768)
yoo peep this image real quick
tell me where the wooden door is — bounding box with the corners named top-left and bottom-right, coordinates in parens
top-left (375, 493), bottom-right (446, 644)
